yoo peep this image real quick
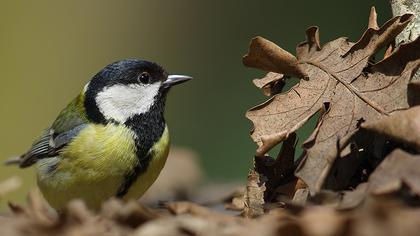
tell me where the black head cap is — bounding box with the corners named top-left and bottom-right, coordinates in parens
top-left (84, 59), bottom-right (167, 123)
top-left (93, 59), bottom-right (167, 86)
top-left (83, 59), bottom-right (192, 124)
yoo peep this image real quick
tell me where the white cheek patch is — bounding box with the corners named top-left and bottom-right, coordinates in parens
top-left (96, 83), bottom-right (161, 123)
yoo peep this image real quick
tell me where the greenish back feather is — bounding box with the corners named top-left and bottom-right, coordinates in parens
top-left (51, 92), bottom-right (88, 133)
top-left (20, 92), bottom-right (88, 167)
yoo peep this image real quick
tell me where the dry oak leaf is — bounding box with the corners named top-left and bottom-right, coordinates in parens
top-left (253, 72), bottom-right (286, 96)
top-left (362, 106), bottom-right (420, 151)
top-left (367, 149), bottom-right (420, 196)
top-left (254, 133), bottom-right (297, 200)
top-left (0, 177), bottom-right (21, 198)
top-left (243, 13), bottom-right (419, 194)
top-left (243, 170), bottom-right (265, 218)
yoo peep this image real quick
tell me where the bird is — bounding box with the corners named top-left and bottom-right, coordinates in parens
top-left (6, 59), bottom-right (192, 210)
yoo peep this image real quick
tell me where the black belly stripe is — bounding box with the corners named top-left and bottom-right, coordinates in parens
top-left (115, 91), bottom-right (166, 198)
top-left (115, 151), bottom-right (153, 197)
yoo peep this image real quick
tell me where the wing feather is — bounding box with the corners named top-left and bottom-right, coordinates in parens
top-left (17, 95), bottom-right (88, 167)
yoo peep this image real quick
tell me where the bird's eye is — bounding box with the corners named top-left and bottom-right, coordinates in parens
top-left (138, 72), bottom-right (150, 84)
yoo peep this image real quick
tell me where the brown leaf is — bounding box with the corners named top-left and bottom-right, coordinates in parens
top-left (408, 80), bottom-right (420, 106)
top-left (8, 202), bottom-right (25, 214)
top-left (306, 149), bottom-right (420, 209)
top-left (274, 132), bottom-right (297, 175)
top-left (368, 6), bottom-right (379, 30)
top-left (252, 72), bottom-right (285, 96)
top-left (272, 178), bottom-right (301, 200)
top-left (252, 72), bottom-right (283, 88)
top-left (243, 36), bottom-right (308, 78)
top-left (166, 201), bottom-right (209, 215)
top-left (255, 210), bottom-right (305, 236)
top-left (300, 206), bottom-right (346, 236)
top-left (307, 183), bottom-right (368, 210)
top-left (292, 188), bottom-right (310, 205)
top-left (323, 131), bottom-right (373, 191)
top-left (225, 196), bottom-right (245, 211)
top-left (367, 149), bottom-right (420, 196)
top-left (256, 131), bottom-right (288, 157)
top-left (383, 43), bottom-right (394, 59)
top-left (244, 13), bottom-right (418, 194)
top-left (24, 190), bottom-right (58, 227)
top-left (101, 198), bottom-right (159, 228)
top-left (337, 183), bottom-right (368, 209)
top-left (362, 106), bottom-right (420, 151)
top-left (243, 170), bottom-right (265, 218)
top-left (223, 187), bottom-right (245, 211)
top-left (0, 177), bottom-right (21, 198)
top-left (63, 200), bottom-right (95, 224)
top-left (296, 26), bottom-right (321, 60)
top-left (132, 216), bottom-right (208, 236)
top-left (165, 201), bottom-right (236, 223)
top-left (255, 133), bottom-right (297, 200)
top-left (133, 214), bottom-right (243, 236)
top-left (349, 198), bottom-right (420, 236)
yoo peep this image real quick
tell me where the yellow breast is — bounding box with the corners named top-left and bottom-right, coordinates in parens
top-left (36, 123), bottom-right (170, 210)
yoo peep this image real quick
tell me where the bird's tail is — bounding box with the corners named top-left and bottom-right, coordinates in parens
top-left (4, 156), bottom-right (22, 165)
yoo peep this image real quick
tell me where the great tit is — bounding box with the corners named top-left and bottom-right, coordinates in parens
top-left (7, 59), bottom-right (192, 210)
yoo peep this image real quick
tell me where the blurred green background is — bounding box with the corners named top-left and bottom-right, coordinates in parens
top-left (0, 0), bottom-right (390, 206)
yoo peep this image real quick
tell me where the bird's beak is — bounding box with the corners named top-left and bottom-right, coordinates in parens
top-left (163, 75), bottom-right (193, 89)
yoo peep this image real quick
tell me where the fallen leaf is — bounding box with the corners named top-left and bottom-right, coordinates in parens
top-left (408, 80), bottom-right (420, 106)
top-left (368, 7), bottom-right (379, 30)
top-left (255, 131), bottom-right (289, 157)
top-left (23, 190), bottom-right (58, 227)
top-left (243, 170), bottom-right (265, 218)
top-left (383, 43), bottom-right (395, 59)
top-left (0, 177), bottom-right (21, 198)
top-left (252, 72), bottom-right (286, 96)
top-left (243, 13), bottom-right (419, 194)
top-left (165, 201), bottom-right (239, 224)
top-left (132, 215), bottom-right (214, 236)
top-left (225, 196), bottom-right (245, 211)
top-left (368, 7), bottom-right (396, 60)
top-left (224, 187), bottom-right (245, 211)
top-left (291, 134), bottom-right (420, 209)
top-left (323, 132), bottom-right (373, 191)
top-left (292, 188), bottom-right (310, 205)
top-left (303, 148), bottom-right (420, 210)
top-left (132, 214), bottom-right (244, 236)
top-left (367, 149), bottom-right (420, 196)
top-left (101, 198), bottom-right (159, 228)
top-left (300, 206), bottom-right (346, 236)
top-left (349, 197), bottom-right (420, 236)
top-left (337, 183), bottom-right (368, 209)
top-left (254, 133), bottom-right (297, 200)
top-left (362, 106), bottom-right (420, 151)
top-left (243, 36), bottom-right (307, 78)
top-left (272, 178), bottom-right (301, 200)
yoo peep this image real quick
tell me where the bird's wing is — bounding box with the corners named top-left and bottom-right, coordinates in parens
top-left (18, 95), bottom-right (88, 167)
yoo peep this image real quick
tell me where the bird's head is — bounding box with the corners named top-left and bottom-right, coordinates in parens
top-left (83, 59), bottom-right (192, 124)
